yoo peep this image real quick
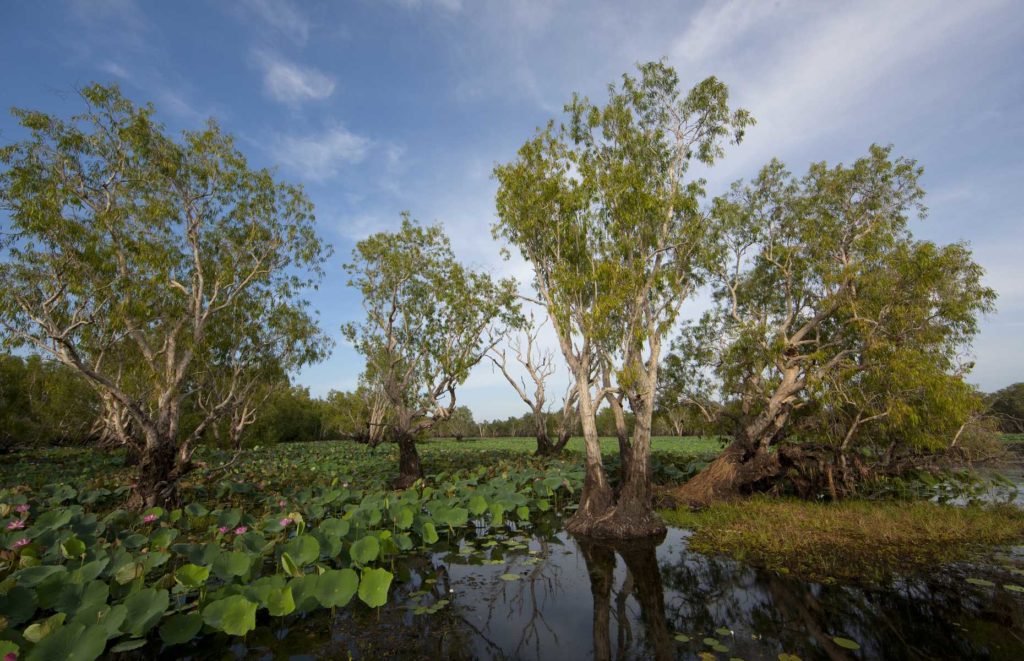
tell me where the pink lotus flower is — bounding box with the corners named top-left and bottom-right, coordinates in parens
top-left (12, 537), bottom-right (30, 549)
top-left (233, 526), bottom-right (248, 535)
top-left (278, 499), bottom-right (288, 508)
top-left (142, 514), bottom-right (159, 524)
top-left (7, 519), bottom-right (25, 530)
top-left (5, 652), bottom-right (17, 661)
top-left (218, 526), bottom-right (230, 534)
top-left (15, 504), bottom-right (30, 513)
top-left (279, 517), bottom-right (293, 527)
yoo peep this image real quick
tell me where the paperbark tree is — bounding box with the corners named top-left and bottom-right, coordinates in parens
top-left (494, 61), bottom-right (751, 538)
top-left (344, 215), bottom-right (517, 488)
top-left (674, 147), bottom-right (995, 505)
top-left (0, 85), bottom-right (330, 507)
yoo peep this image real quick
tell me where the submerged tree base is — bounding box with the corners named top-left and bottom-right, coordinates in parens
top-left (662, 497), bottom-right (1024, 582)
top-left (565, 503), bottom-right (668, 540)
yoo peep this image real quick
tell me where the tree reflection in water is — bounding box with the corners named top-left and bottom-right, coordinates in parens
top-left (577, 532), bottom-right (674, 661)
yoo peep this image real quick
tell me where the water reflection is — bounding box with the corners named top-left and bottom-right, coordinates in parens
top-left (157, 526), bottom-right (1024, 659)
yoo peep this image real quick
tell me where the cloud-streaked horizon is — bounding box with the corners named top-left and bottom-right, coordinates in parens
top-left (1, 0), bottom-right (1022, 420)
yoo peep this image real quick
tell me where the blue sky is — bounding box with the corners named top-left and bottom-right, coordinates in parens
top-left (1, 0), bottom-right (1022, 420)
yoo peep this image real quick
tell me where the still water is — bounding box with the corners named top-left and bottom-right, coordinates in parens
top-left (161, 522), bottom-right (1024, 660)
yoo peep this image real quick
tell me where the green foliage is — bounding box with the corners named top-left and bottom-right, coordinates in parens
top-left (0, 84), bottom-right (331, 502)
top-left (0, 441), bottom-right (583, 657)
top-left (987, 383), bottom-right (1024, 433)
top-left (674, 145), bottom-right (995, 456)
top-left (0, 354), bottom-right (100, 450)
top-left (343, 215), bottom-right (518, 477)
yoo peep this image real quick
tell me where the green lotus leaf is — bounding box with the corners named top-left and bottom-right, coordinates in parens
top-left (283, 535), bottom-right (320, 566)
top-left (159, 612), bottom-right (203, 645)
top-left (202, 595), bottom-right (257, 636)
top-left (468, 495), bottom-right (488, 516)
top-left (109, 639), bottom-right (147, 653)
top-left (420, 522), bottom-right (439, 545)
top-left (215, 508), bottom-right (242, 529)
top-left (24, 612), bottom-right (66, 643)
top-left (0, 586), bottom-right (38, 626)
top-left (25, 621), bottom-right (107, 661)
top-left (315, 568), bottom-right (358, 608)
top-left (393, 506), bottom-right (414, 530)
top-left (121, 588), bottom-right (169, 637)
top-left (174, 563), bottom-right (211, 588)
top-left (212, 550), bottom-right (251, 581)
top-left (319, 518), bottom-right (350, 539)
top-left (280, 551), bottom-right (303, 577)
top-left (350, 535), bottom-right (380, 565)
top-left (113, 561), bottom-right (144, 585)
top-left (357, 568), bottom-right (393, 608)
top-left (60, 536), bottom-right (87, 560)
top-left (149, 527), bottom-right (178, 550)
top-left (287, 574), bottom-right (321, 612)
top-left (14, 565), bottom-right (67, 587)
top-left (264, 585), bottom-right (296, 617)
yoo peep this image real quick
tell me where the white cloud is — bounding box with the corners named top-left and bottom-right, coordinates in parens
top-left (99, 61), bottom-right (132, 80)
top-left (241, 0), bottom-right (310, 44)
top-left (255, 51), bottom-right (335, 107)
top-left (679, 0), bottom-right (1012, 187)
top-left (394, 0), bottom-right (463, 12)
top-left (673, 0), bottom-right (795, 63)
top-left (269, 126), bottom-right (370, 180)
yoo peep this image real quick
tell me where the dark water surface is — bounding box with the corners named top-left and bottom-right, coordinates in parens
top-left (162, 525), bottom-right (1024, 660)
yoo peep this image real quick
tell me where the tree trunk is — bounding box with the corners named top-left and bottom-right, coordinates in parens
top-left (393, 431), bottom-right (423, 489)
top-left (533, 410), bottom-right (558, 456)
top-left (534, 431), bottom-right (556, 456)
top-left (672, 406), bottom-right (792, 506)
top-left (568, 378), bottom-right (665, 539)
top-left (566, 382), bottom-right (614, 534)
top-left (609, 398), bottom-right (631, 478)
top-left (128, 438), bottom-right (182, 509)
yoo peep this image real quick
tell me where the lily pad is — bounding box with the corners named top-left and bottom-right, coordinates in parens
top-left (832, 636), bottom-right (861, 650)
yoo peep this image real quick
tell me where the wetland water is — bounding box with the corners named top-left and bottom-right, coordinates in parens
top-left (162, 525), bottom-right (1024, 660)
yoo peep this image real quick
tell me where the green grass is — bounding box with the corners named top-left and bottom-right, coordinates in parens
top-left (419, 435), bottom-right (726, 457)
top-left (662, 496), bottom-right (1024, 582)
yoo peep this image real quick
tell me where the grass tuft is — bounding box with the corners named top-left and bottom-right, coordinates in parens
top-left (662, 496), bottom-right (1024, 582)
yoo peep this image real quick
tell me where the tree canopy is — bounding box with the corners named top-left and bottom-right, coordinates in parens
top-left (494, 61), bottom-right (752, 537)
top-left (344, 215), bottom-right (518, 486)
top-left (0, 84), bottom-right (331, 506)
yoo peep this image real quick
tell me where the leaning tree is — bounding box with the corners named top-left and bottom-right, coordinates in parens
top-left (344, 215), bottom-right (517, 487)
top-left (0, 84), bottom-right (330, 507)
top-left (673, 146), bottom-right (995, 505)
top-left (494, 61), bottom-right (752, 538)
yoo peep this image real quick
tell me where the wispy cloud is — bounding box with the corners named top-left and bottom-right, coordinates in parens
top-left (240, 0), bottom-right (311, 44)
top-left (394, 0), bottom-right (463, 12)
top-left (255, 51), bottom-right (335, 107)
top-left (676, 0), bottom-right (1012, 186)
top-left (269, 125), bottom-right (370, 180)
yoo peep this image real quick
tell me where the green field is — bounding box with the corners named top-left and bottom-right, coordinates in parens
top-left (417, 435), bottom-right (726, 457)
